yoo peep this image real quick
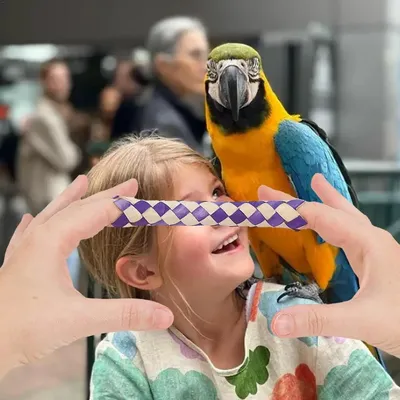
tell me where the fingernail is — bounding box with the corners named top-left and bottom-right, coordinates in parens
top-left (153, 308), bottom-right (174, 328)
top-left (75, 174), bottom-right (86, 182)
top-left (273, 314), bottom-right (294, 336)
top-left (68, 174), bottom-right (86, 190)
top-left (21, 213), bottom-right (30, 222)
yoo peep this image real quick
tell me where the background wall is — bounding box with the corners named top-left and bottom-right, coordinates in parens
top-left (1, 0), bottom-right (399, 160)
top-left (0, 0), bottom-right (336, 45)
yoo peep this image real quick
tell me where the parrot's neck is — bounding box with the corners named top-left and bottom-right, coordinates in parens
top-left (207, 102), bottom-right (299, 173)
top-left (208, 119), bottom-right (281, 173)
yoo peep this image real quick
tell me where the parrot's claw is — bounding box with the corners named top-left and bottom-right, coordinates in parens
top-left (277, 282), bottom-right (323, 304)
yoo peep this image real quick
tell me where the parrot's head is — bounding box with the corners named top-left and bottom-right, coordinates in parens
top-left (205, 43), bottom-right (277, 135)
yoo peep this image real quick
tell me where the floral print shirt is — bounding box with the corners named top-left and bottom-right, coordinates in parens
top-left (90, 281), bottom-right (400, 399)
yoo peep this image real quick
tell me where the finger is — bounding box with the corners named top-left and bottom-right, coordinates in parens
top-left (27, 179), bottom-right (138, 257)
top-left (80, 178), bottom-right (138, 205)
top-left (38, 197), bottom-right (129, 258)
top-left (76, 298), bottom-right (174, 335)
top-left (297, 201), bottom-right (371, 253)
top-left (311, 174), bottom-right (370, 224)
top-left (259, 183), bottom-right (371, 267)
top-left (258, 185), bottom-right (295, 201)
top-left (32, 178), bottom-right (137, 230)
top-left (4, 213), bottom-right (34, 262)
top-left (271, 301), bottom-right (363, 340)
top-left (258, 184), bottom-right (369, 253)
top-left (32, 175), bottom-right (88, 228)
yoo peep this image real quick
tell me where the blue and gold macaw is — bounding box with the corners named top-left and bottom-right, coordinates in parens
top-left (204, 43), bottom-right (384, 364)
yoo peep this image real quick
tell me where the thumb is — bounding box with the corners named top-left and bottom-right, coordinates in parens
top-left (76, 298), bottom-right (174, 337)
top-left (271, 302), bottom-right (359, 339)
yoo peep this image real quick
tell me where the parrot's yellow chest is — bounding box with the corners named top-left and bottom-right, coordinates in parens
top-left (209, 120), bottom-right (336, 289)
top-left (220, 138), bottom-right (312, 275)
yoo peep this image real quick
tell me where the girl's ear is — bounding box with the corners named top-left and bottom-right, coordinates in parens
top-left (116, 256), bottom-right (163, 291)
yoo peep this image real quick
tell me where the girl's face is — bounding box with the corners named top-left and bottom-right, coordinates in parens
top-left (156, 164), bottom-right (254, 302)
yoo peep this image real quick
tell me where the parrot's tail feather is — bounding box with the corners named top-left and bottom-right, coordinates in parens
top-left (326, 278), bottom-right (355, 287)
top-left (316, 234), bottom-right (325, 244)
top-left (279, 256), bottom-right (313, 284)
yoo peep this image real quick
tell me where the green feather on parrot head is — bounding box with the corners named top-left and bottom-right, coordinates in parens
top-left (208, 43), bottom-right (262, 64)
top-left (205, 43), bottom-right (273, 134)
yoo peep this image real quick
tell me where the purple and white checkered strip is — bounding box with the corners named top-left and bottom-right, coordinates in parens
top-left (112, 197), bottom-right (307, 230)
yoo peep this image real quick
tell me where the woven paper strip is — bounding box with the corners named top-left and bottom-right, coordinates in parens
top-left (112, 197), bottom-right (307, 230)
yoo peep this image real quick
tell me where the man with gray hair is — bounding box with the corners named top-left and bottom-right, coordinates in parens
top-left (139, 16), bottom-right (209, 152)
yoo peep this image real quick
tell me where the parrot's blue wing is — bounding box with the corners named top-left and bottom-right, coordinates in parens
top-left (274, 120), bottom-right (386, 370)
top-left (274, 119), bottom-right (359, 303)
top-left (274, 119), bottom-right (353, 244)
top-left (300, 119), bottom-right (359, 208)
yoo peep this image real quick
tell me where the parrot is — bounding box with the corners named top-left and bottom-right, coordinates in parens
top-left (204, 43), bottom-right (385, 365)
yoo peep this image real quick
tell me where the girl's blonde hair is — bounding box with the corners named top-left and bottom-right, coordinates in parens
top-left (79, 133), bottom-right (216, 299)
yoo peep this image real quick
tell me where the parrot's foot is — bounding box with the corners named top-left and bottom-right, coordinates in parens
top-left (277, 282), bottom-right (323, 304)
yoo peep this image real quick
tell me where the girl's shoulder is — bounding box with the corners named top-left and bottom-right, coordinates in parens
top-left (97, 329), bottom-right (170, 361)
top-left (96, 328), bottom-right (207, 373)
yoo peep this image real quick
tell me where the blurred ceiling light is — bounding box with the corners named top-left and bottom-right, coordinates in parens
top-left (0, 44), bottom-right (59, 62)
top-left (132, 48), bottom-right (150, 65)
top-left (101, 55), bottom-right (117, 72)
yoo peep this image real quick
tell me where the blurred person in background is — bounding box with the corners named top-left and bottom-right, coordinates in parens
top-left (0, 104), bottom-right (19, 185)
top-left (64, 102), bottom-right (92, 179)
top-left (110, 60), bottom-right (144, 140)
top-left (17, 58), bottom-right (81, 216)
top-left (139, 16), bottom-right (209, 153)
top-left (91, 86), bottom-right (121, 142)
top-left (0, 105), bottom-right (23, 266)
top-left (86, 140), bottom-right (111, 168)
top-left (17, 59), bottom-right (81, 288)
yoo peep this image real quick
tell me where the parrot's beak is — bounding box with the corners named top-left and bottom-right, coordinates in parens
top-left (219, 65), bottom-right (248, 121)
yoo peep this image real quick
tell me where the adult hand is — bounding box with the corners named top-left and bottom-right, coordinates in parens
top-left (258, 173), bottom-right (400, 357)
top-left (0, 176), bottom-right (173, 378)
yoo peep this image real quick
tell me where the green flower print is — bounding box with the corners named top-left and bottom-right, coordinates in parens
top-left (91, 347), bottom-right (152, 399)
top-left (92, 347), bottom-right (218, 399)
top-left (318, 349), bottom-right (392, 400)
top-left (226, 345), bottom-right (270, 399)
top-left (150, 368), bottom-right (218, 400)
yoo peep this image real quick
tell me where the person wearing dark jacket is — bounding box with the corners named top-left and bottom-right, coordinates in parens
top-left (110, 60), bottom-right (147, 141)
top-left (139, 16), bottom-right (209, 153)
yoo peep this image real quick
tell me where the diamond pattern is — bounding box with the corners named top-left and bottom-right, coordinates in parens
top-left (172, 203), bottom-right (190, 219)
top-left (112, 197), bottom-right (307, 230)
top-left (238, 203), bottom-right (257, 217)
top-left (153, 201), bottom-right (169, 216)
top-left (211, 209), bottom-right (229, 223)
top-left (220, 202), bottom-right (238, 216)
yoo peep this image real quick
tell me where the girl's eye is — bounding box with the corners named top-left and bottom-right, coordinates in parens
top-left (212, 186), bottom-right (226, 199)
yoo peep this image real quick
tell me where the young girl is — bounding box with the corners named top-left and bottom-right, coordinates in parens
top-left (80, 134), bottom-right (399, 399)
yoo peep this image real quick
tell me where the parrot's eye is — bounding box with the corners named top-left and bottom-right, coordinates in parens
top-left (207, 60), bottom-right (218, 82)
top-left (248, 57), bottom-right (260, 79)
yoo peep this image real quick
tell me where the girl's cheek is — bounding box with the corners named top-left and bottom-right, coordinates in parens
top-left (170, 230), bottom-right (211, 276)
